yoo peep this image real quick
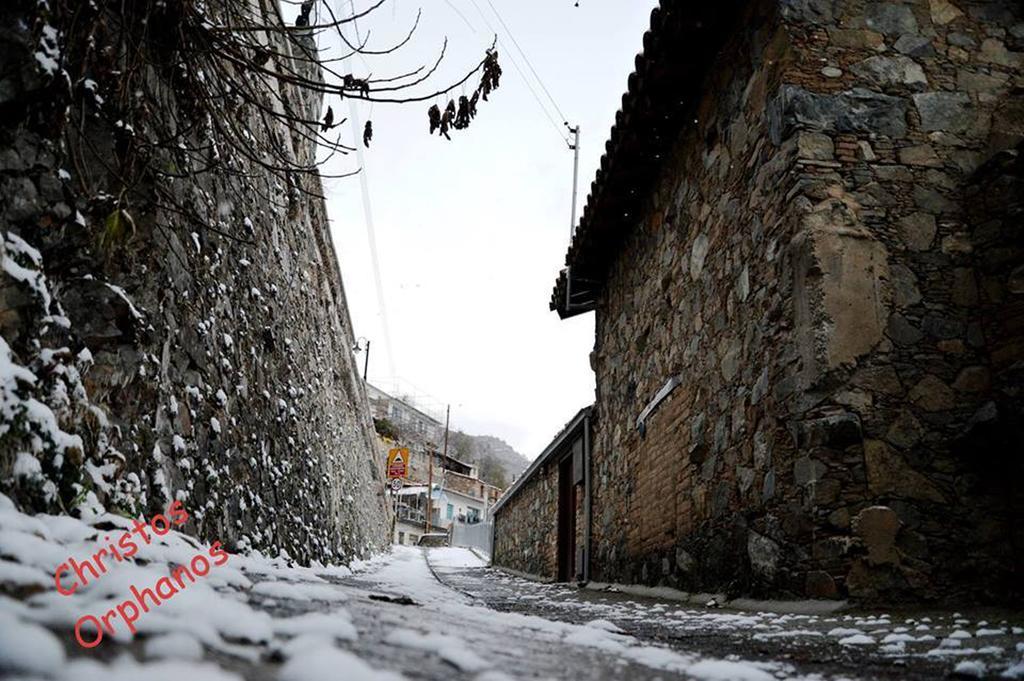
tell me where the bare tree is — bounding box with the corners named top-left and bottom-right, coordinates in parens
top-left (35, 0), bottom-right (501, 239)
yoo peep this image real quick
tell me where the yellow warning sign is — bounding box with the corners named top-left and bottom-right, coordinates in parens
top-left (387, 448), bottom-right (409, 479)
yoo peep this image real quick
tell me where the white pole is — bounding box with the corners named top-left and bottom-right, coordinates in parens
top-left (569, 125), bottom-right (581, 239)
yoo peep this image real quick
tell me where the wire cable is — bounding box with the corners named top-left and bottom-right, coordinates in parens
top-left (463, 0), bottom-right (570, 145)
top-left (443, 0), bottom-right (479, 34)
top-left (347, 2), bottom-right (398, 380)
top-left (482, 0), bottom-right (570, 126)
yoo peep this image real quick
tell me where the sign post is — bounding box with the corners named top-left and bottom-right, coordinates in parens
top-left (386, 447), bottom-right (409, 480)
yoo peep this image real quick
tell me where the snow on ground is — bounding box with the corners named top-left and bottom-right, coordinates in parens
top-left (1, 493), bottom-right (1023, 681)
top-left (0, 492), bottom-right (385, 679)
top-left (356, 545), bottom-right (799, 681)
top-left (423, 546), bottom-right (487, 569)
top-left (453, 567), bottom-right (1024, 680)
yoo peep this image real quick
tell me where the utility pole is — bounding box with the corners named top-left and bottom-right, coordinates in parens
top-left (362, 339), bottom-right (370, 382)
top-left (440, 405), bottom-right (450, 541)
top-left (567, 124), bottom-right (581, 239)
top-left (425, 445), bottom-right (434, 534)
top-left (442, 404), bottom-right (451, 460)
top-left (426, 405), bottom-right (450, 536)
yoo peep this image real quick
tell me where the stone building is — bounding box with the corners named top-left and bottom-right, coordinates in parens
top-left (493, 0), bottom-right (1024, 602)
top-left (492, 408), bottom-right (591, 581)
top-left (1, 0), bottom-right (389, 563)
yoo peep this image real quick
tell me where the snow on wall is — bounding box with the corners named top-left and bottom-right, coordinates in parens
top-left (0, 0), bottom-right (389, 563)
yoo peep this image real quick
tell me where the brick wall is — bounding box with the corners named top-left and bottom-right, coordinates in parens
top-left (589, 0), bottom-right (1023, 602)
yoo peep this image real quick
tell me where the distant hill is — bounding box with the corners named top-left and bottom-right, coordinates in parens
top-left (447, 431), bottom-right (530, 489)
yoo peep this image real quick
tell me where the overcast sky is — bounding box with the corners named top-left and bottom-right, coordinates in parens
top-left (312, 0), bottom-right (658, 458)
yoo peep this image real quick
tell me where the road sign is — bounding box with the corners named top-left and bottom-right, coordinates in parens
top-left (387, 447), bottom-right (409, 479)
top-left (389, 478), bottom-right (403, 493)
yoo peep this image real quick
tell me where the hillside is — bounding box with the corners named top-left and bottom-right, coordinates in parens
top-left (448, 432), bottom-right (530, 489)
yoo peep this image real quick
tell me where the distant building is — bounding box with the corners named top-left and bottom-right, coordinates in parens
top-left (368, 383), bottom-right (504, 547)
top-left (393, 466), bottom-right (502, 547)
top-left (366, 383), bottom-right (444, 446)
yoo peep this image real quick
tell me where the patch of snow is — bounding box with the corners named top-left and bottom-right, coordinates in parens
top-left (273, 610), bottom-right (357, 641)
top-left (838, 634), bottom-right (875, 646)
top-left (426, 547), bottom-right (487, 569)
top-left (687, 659), bottom-right (776, 681)
top-left (250, 580), bottom-right (347, 602)
top-left (0, 611), bottom-right (66, 675)
top-left (278, 644), bottom-right (405, 681)
top-left (144, 632), bottom-right (204, 660)
top-left (389, 628), bottom-right (490, 672)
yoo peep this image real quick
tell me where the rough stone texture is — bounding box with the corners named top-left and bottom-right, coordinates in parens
top-left (0, 0), bottom-right (389, 563)
top-left (492, 462), bottom-right (559, 579)
top-left (573, 0), bottom-right (1022, 603)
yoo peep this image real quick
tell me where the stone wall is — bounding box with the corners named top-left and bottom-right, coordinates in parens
top-left (0, 0), bottom-right (390, 563)
top-left (492, 462), bottom-right (558, 579)
top-left (588, 0), bottom-right (1023, 602)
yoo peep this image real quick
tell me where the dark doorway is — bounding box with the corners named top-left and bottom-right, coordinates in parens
top-left (557, 454), bottom-right (577, 582)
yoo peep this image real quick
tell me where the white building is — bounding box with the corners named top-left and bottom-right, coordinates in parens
top-left (366, 384), bottom-right (444, 445)
top-left (391, 483), bottom-right (491, 547)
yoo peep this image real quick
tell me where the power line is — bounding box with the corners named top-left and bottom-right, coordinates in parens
top-left (347, 3), bottom-right (398, 380)
top-left (463, 0), bottom-right (570, 145)
top-left (443, 0), bottom-right (478, 34)
top-left (482, 0), bottom-right (570, 126)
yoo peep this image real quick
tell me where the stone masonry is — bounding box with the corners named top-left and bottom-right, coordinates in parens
top-left (492, 460), bottom-right (560, 580)
top-left (530, 0), bottom-right (1024, 603)
top-left (0, 0), bottom-right (390, 563)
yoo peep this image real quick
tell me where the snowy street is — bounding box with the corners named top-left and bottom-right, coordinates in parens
top-left (2, 495), bottom-right (1023, 680)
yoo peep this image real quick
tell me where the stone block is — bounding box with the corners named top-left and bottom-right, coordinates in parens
top-left (851, 55), bottom-right (928, 89)
top-left (853, 506), bottom-right (901, 566)
top-left (912, 92), bottom-right (974, 133)
top-left (956, 69), bottom-right (1010, 94)
top-left (793, 197), bottom-right (892, 376)
top-left (793, 456), bottom-right (827, 485)
top-left (851, 365), bottom-right (902, 394)
top-left (922, 314), bottom-right (964, 340)
top-left (828, 507), bottom-right (851, 529)
top-left (780, 0), bottom-right (835, 23)
top-left (929, 0), bottom-right (963, 25)
top-left (908, 374), bottom-right (956, 411)
top-left (791, 410), bottom-right (863, 448)
top-left (894, 35), bottom-right (935, 58)
top-left (805, 570), bottom-right (840, 598)
top-left (828, 28), bottom-right (885, 51)
top-left (886, 314), bottom-right (924, 346)
top-left (898, 144), bottom-right (942, 167)
top-left (978, 39), bottom-right (1023, 69)
top-left (797, 131), bottom-right (835, 161)
top-left (771, 86), bottom-right (908, 141)
top-left (864, 439), bottom-right (946, 502)
top-left (889, 264), bottom-right (921, 308)
top-left (952, 365), bottom-right (990, 393)
top-left (747, 531), bottom-right (781, 579)
top-left (865, 3), bottom-right (919, 36)
top-left (912, 186), bottom-right (958, 214)
top-left (885, 410), bottom-right (924, 448)
top-left (898, 213), bottom-right (937, 251)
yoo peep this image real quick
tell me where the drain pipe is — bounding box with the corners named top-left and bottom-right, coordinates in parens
top-left (582, 409), bottom-right (593, 584)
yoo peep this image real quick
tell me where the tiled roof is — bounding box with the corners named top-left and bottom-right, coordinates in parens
top-left (551, 0), bottom-right (745, 318)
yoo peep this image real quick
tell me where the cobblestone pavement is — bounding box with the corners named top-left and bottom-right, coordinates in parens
top-left (427, 553), bottom-right (1024, 680)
